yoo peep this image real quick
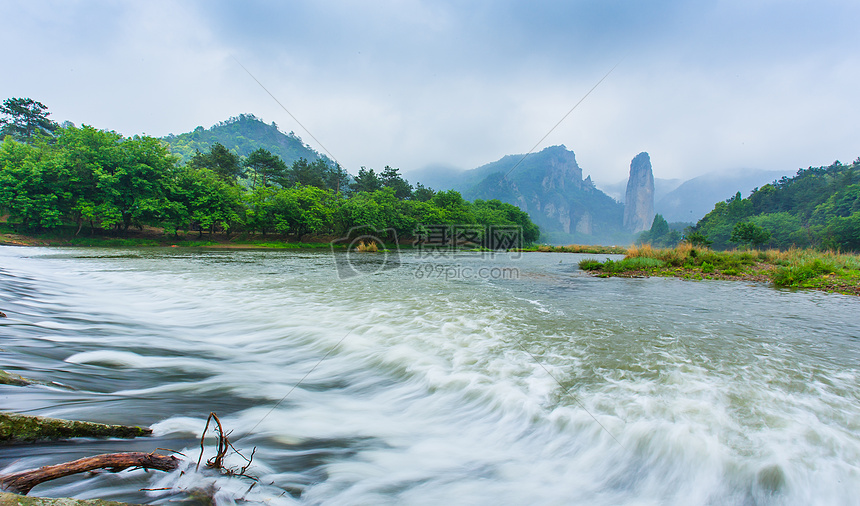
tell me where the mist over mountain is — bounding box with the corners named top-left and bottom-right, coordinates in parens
top-left (437, 146), bottom-right (630, 245)
top-left (158, 114), bottom-right (799, 246)
top-left (596, 178), bottom-right (683, 203)
top-left (657, 169), bottom-right (795, 223)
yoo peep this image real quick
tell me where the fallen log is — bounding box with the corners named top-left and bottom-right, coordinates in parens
top-left (0, 452), bottom-right (180, 495)
top-left (0, 412), bottom-right (151, 443)
top-left (0, 371), bottom-right (31, 386)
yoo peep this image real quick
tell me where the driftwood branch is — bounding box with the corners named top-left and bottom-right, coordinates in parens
top-left (197, 412), bottom-right (257, 480)
top-left (0, 411), bottom-right (255, 500)
top-left (0, 452), bottom-right (180, 495)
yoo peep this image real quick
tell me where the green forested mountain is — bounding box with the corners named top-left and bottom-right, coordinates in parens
top-left (0, 100), bottom-right (539, 245)
top-left (655, 169), bottom-right (793, 223)
top-left (162, 114), bottom-right (332, 167)
top-left (691, 159), bottom-right (860, 251)
top-left (448, 146), bottom-right (628, 245)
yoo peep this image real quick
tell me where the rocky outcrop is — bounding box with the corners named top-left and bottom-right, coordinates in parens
top-left (623, 152), bottom-right (655, 233)
top-left (576, 212), bottom-right (593, 235)
top-left (458, 145), bottom-right (626, 243)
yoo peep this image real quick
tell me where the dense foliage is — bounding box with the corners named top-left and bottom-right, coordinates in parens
top-left (691, 160), bottom-right (860, 251)
top-left (0, 100), bottom-right (539, 245)
top-left (635, 214), bottom-right (683, 248)
top-left (0, 98), bottom-right (58, 141)
top-left (162, 114), bottom-right (332, 167)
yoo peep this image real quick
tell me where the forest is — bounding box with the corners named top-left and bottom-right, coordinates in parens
top-left (0, 98), bottom-right (539, 245)
top-left (638, 159), bottom-right (860, 252)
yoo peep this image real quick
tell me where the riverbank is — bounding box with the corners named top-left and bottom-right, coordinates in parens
top-left (579, 244), bottom-right (860, 296)
top-left (0, 227), bottom-right (339, 250)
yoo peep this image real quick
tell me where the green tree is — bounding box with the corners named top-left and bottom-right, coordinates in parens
top-left (824, 211), bottom-right (860, 251)
top-left (431, 190), bottom-right (474, 224)
top-left (473, 199), bottom-right (540, 244)
top-left (413, 182), bottom-right (435, 202)
top-left (682, 228), bottom-right (712, 247)
top-left (380, 166), bottom-right (413, 199)
top-left (282, 157), bottom-right (326, 189)
top-left (350, 167), bottom-right (383, 193)
top-left (243, 148), bottom-right (287, 188)
top-left (169, 166), bottom-right (242, 237)
top-left (0, 98), bottom-right (59, 142)
top-left (730, 221), bottom-right (771, 248)
top-left (188, 142), bottom-right (243, 183)
top-left (637, 214), bottom-right (680, 247)
top-left (326, 163), bottom-right (351, 196)
top-left (0, 137), bottom-right (68, 230)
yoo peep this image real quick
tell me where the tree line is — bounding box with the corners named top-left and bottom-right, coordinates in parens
top-left (0, 98), bottom-right (539, 244)
top-left (637, 159), bottom-right (860, 251)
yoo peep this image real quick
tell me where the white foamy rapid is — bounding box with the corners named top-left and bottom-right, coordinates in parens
top-left (1, 246), bottom-right (859, 505)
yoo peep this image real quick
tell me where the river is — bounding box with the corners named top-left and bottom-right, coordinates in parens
top-left (1, 245), bottom-right (858, 505)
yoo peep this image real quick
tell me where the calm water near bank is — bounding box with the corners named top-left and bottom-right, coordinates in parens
top-left (1, 246), bottom-right (858, 505)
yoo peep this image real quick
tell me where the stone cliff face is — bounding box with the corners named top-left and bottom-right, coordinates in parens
top-left (623, 152), bottom-right (655, 233)
top-left (459, 145), bottom-right (626, 243)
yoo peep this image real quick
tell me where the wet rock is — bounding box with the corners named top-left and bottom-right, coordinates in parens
top-left (0, 371), bottom-right (31, 386)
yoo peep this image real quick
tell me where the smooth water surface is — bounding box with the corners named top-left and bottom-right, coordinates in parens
top-left (1, 246), bottom-right (858, 505)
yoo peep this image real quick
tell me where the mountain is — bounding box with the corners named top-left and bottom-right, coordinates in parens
top-left (623, 152), bottom-right (656, 233)
top-left (453, 145), bottom-right (629, 245)
top-left (656, 168), bottom-right (794, 223)
top-left (597, 177), bottom-right (683, 203)
top-left (162, 114), bottom-right (331, 167)
top-left (693, 160), bottom-right (860, 251)
top-left (405, 164), bottom-right (465, 190)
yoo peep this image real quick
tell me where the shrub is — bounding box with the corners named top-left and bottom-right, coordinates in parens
top-left (772, 258), bottom-right (838, 287)
top-left (701, 262), bottom-right (715, 273)
top-left (578, 258), bottom-right (603, 271)
top-left (619, 257), bottom-right (666, 270)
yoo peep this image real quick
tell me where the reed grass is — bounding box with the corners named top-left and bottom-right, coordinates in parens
top-left (582, 244), bottom-right (860, 295)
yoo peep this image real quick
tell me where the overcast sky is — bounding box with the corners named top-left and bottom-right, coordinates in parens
top-left (2, 0), bottom-right (858, 183)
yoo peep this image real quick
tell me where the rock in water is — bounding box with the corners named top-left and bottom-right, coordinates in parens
top-left (623, 152), bottom-right (656, 233)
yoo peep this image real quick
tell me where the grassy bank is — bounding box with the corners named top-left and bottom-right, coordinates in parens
top-left (0, 225), bottom-right (343, 250)
top-left (578, 244), bottom-right (860, 296)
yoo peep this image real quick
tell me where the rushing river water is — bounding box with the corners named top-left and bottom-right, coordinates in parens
top-left (1, 245), bottom-right (859, 505)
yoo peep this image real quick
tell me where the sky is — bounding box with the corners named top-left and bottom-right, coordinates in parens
top-left (2, 0), bottom-right (859, 184)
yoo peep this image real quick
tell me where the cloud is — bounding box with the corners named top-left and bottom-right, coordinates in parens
top-left (2, 0), bottom-right (858, 184)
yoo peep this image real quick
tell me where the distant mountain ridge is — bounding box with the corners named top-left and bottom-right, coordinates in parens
top-left (450, 146), bottom-right (629, 244)
top-left (162, 114), bottom-right (331, 167)
top-left (657, 169), bottom-right (794, 223)
top-left (595, 169), bottom-right (796, 224)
